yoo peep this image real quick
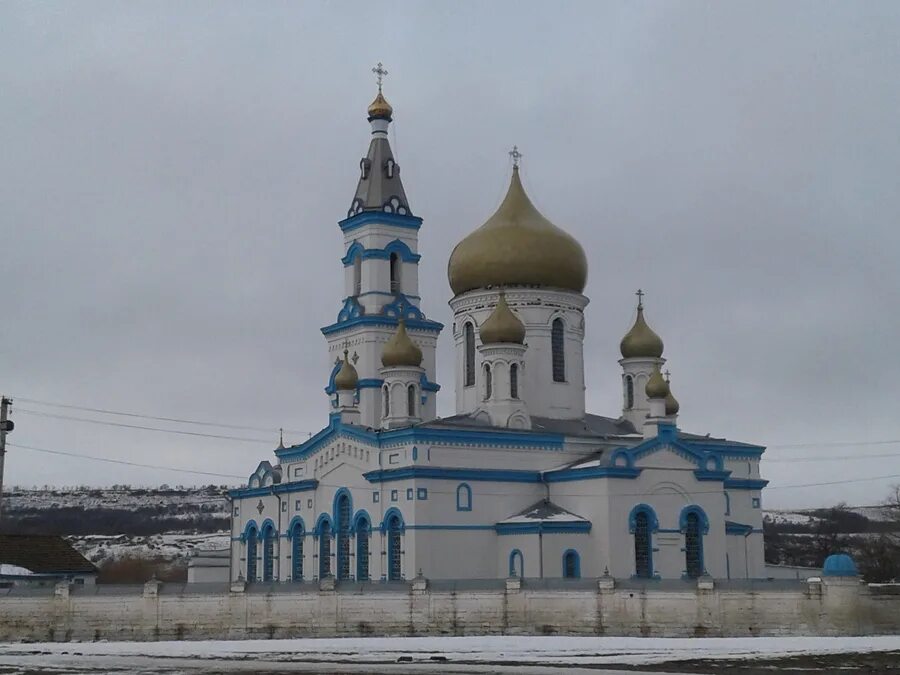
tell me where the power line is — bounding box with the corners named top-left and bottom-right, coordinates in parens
top-left (15, 409), bottom-right (274, 444)
top-left (8, 443), bottom-right (245, 480)
top-left (13, 395), bottom-right (314, 436)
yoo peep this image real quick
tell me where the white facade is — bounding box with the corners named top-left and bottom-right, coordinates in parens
top-left (227, 88), bottom-right (768, 585)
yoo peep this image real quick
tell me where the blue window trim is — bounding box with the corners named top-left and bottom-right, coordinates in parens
top-left (628, 504), bottom-right (658, 579)
top-left (508, 549), bottom-right (524, 578)
top-left (341, 239), bottom-right (421, 266)
top-left (456, 483), bottom-right (472, 511)
top-left (751, 496), bottom-right (761, 509)
top-left (354, 511), bottom-right (371, 581)
top-left (417, 487), bottom-right (428, 500)
top-left (562, 549), bottom-right (581, 579)
top-left (373, 491), bottom-right (380, 503)
top-left (332, 488), bottom-right (353, 522)
top-left (406, 488), bottom-right (414, 500)
top-left (379, 507), bottom-right (406, 534)
top-left (679, 505), bottom-right (710, 534)
top-left (285, 516), bottom-right (306, 539)
top-left (313, 512), bottom-right (333, 536)
top-left (390, 489), bottom-right (398, 502)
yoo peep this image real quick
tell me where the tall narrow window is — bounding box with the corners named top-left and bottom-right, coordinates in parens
top-left (464, 322), bottom-right (475, 387)
top-left (407, 384), bottom-right (416, 417)
top-left (625, 375), bottom-right (634, 409)
top-left (684, 512), bottom-right (704, 578)
top-left (456, 483), bottom-right (472, 511)
top-left (562, 550), bottom-right (580, 579)
top-left (509, 549), bottom-right (524, 578)
top-left (291, 523), bottom-right (304, 581)
top-left (335, 495), bottom-right (351, 580)
top-left (319, 521), bottom-right (332, 579)
top-left (356, 517), bottom-right (370, 581)
top-left (353, 256), bottom-right (362, 296)
top-left (633, 512), bottom-right (652, 578)
top-left (245, 527), bottom-right (258, 582)
top-left (483, 364), bottom-right (492, 400)
top-left (389, 253), bottom-right (400, 294)
top-left (552, 318), bottom-right (566, 382)
top-left (510, 363), bottom-right (519, 399)
top-left (387, 515), bottom-right (403, 581)
top-left (383, 386), bottom-right (390, 417)
top-left (262, 525), bottom-right (276, 582)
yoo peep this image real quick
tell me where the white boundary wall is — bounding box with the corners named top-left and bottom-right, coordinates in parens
top-left (1, 577), bottom-right (898, 642)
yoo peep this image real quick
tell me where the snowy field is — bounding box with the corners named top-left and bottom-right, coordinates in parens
top-left (1, 636), bottom-right (900, 674)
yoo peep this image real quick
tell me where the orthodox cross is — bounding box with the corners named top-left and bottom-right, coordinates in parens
top-left (372, 62), bottom-right (388, 92)
top-left (636, 288), bottom-right (644, 310)
top-left (279, 427), bottom-right (284, 447)
top-left (664, 370), bottom-right (671, 382)
top-left (509, 145), bottom-right (523, 169)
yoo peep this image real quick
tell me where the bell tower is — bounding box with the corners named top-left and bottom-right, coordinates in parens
top-left (320, 65), bottom-right (443, 428)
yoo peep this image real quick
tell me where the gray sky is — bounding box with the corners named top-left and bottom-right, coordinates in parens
top-left (2, 1), bottom-right (899, 508)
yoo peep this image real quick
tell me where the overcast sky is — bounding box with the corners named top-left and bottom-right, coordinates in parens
top-left (2, 1), bottom-right (899, 508)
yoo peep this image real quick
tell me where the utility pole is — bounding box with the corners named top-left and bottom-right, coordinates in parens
top-left (0, 396), bottom-right (13, 524)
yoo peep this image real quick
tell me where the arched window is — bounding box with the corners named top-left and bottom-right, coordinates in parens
top-left (510, 363), bottom-right (519, 399)
top-left (356, 516), bottom-right (370, 581)
top-left (353, 255), bottom-right (362, 296)
top-left (464, 322), bottom-right (475, 387)
top-left (483, 364), bottom-right (492, 400)
top-left (383, 386), bottom-right (390, 417)
top-left (407, 384), bottom-right (416, 417)
top-left (387, 514), bottom-right (403, 581)
top-left (262, 524), bottom-right (276, 582)
top-left (551, 318), bottom-right (565, 382)
top-left (633, 511), bottom-right (652, 578)
top-left (456, 483), bottom-right (472, 511)
top-left (562, 549), bottom-right (580, 579)
top-left (335, 494), bottom-right (352, 580)
top-left (290, 522), bottom-right (304, 581)
top-left (245, 526), bottom-right (258, 582)
top-left (680, 507), bottom-right (708, 579)
top-left (389, 252), bottom-right (400, 293)
top-left (319, 520), bottom-right (332, 579)
top-left (625, 375), bottom-right (634, 409)
top-left (509, 549), bottom-right (524, 578)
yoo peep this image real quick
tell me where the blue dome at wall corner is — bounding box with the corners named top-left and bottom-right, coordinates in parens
top-left (822, 553), bottom-right (858, 577)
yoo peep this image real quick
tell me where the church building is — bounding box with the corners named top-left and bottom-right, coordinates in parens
top-left (228, 74), bottom-right (768, 584)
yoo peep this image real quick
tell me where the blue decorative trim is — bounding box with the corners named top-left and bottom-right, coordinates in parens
top-left (335, 297), bottom-right (364, 324)
top-left (380, 507), bottom-right (405, 534)
top-left (272, 480), bottom-right (319, 495)
top-left (333, 488), bottom-right (353, 524)
top-left (408, 524), bottom-right (495, 531)
top-left (352, 509), bottom-right (371, 533)
top-left (338, 211), bottom-right (423, 233)
top-left (724, 478), bottom-right (769, 490)
top-left (544, 466), bottom-right (641, 482)
top-left (456, 483), bottom-right (472, 511)
top-left (496, 521), bottom-right (591, 535)
top-left (366, 467), bottom-right (543, 484)
top-left (285, 516), bottom-right (305, 538)
top-left (694, 469), bottom-right (732, 482)
top-left (357, 378), bottom-right (384, 389)
top-left (240, 519), bottom-right (259, 543)
top-left (258, 518), bottom-right (276, 541)
top-left (357, 291), bottom-right (421, 301)
top-left (679, 505), bottom-right (710, 534)
top-left (420, 372), bottom-right (440, 392)
top-left (342, 239), bottom-right (421, 265)
top-left (382, 293), bottom-right (426, 322)
top-left (228, 486), bottom-right (273, 499)
top-left (562, 549), bottom-right (581, 579)
top-left (321, 315), bottom-right (444, 336)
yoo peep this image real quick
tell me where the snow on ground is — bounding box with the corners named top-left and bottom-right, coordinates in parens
top-left (2, 635), bottom-right (899, 666)
top-left (73, 532), bottom-right (229, 564)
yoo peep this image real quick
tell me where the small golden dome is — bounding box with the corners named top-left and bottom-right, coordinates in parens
top-left (664, 373), bottom-right (680, 415)
top-left (620, 303), bottom-right (664, 359)
top-left (646, 368), bottom-right (669, 399)
top-left (334, 350), bottom-right (359, 391)
top-left (381, 319), bottom-right (423, 367)
top-left (447, 167), bottom-right (588, 296)
top-left (367, 91), bottom-right (393, 120)
top-left (479, 292), bottom-right (526, 345)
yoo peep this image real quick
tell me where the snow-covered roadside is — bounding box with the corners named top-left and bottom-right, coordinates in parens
top-left (1, 635), bottom-right (899, 666)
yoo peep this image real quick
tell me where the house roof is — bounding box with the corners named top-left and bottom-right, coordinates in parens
top-left (0, 534), bottom-right (97, 575)
top-left (498, 499), bottom-right (590, 525)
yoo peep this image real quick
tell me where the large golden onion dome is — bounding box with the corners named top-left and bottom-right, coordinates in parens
top-left (645, 368), bottom-right (669, 400)
top-left (367, 91), bottom-right (393, 120)
top-left (620, 302), bottom-right (664, 359)
top-left (381, 319), bottom-right (423, 368)
top-left (479, 291), bottom-right (526, 345)
top-left (334, 350), bottom-right (359, 391)
top-left (447, 167), bottom-right (588, 296)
